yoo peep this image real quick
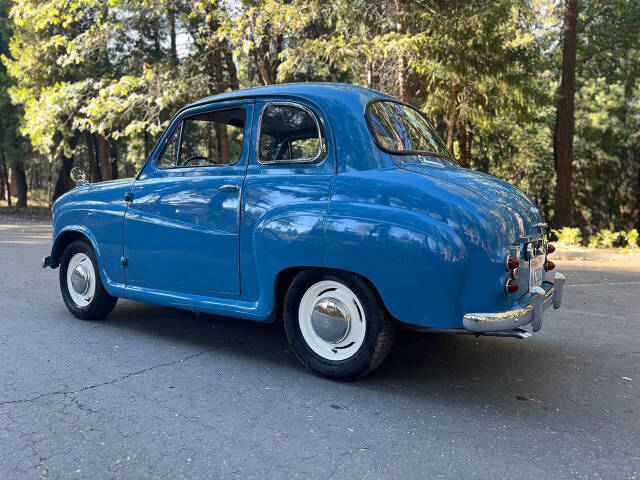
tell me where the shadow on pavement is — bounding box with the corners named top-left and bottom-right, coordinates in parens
top-left (100, 298), bottom-right (578, 420)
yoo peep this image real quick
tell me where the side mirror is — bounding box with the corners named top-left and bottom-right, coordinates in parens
top-left (70, 167), bottom-right (89, 187)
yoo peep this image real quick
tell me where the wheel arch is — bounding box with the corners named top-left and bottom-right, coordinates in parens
top-left (273, 266), bottom-right (393, 322)
top-left (51, 225), bottom-right (125, 298)
top-left (51, 228), bottom-right (98, 268)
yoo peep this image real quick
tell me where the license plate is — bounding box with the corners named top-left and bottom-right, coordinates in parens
top-left (529, 256), bottom-right (544, 291)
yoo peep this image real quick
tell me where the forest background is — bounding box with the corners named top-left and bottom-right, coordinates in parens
top-left (0, 0), bottom-right (638, 245)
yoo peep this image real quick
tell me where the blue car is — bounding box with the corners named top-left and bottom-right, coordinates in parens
top-left (43, 83), bottom-right (565, 378)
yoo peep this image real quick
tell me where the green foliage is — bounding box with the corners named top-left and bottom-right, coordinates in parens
top-left (0, 0), bottom-right (29, 168)
top-left (553, 227), bottom-right (639, 249)
top-left (552, 227), bottom-right (582, 247)
top-left (0, 0), bottom-right (639, 229)
top-left (588, 229), bottom-right (619, 248)
top-left (588, 229), bottom-right (639, 249)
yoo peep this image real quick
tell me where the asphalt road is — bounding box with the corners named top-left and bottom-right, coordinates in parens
top-left (1, 219), bottom-right (639, 480)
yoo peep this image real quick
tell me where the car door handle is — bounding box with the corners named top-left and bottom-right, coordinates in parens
top-left (218, 184), bottom-right (239, 192)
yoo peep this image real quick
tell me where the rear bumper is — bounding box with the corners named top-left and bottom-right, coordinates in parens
top-left (463, 272), bottom-right (566, 333)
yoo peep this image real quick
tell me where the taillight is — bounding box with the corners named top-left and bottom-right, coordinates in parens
top-left (547, 244), bottom-right (555, 254)
top-left (506, 255), bottom-right (520, 270)
top-left (505, 279), bottom-right (519, 294)
top-left (545, 260), bottom-right (555, 271)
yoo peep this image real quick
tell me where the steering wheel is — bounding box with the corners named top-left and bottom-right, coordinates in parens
top-left (179, 155), bottom-right (210, 167)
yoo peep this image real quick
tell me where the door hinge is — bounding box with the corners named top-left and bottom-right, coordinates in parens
top-left (121, 257), bottom-right (128, 267)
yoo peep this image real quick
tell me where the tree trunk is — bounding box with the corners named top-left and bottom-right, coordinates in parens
top-left (553, 0), bottom-right (578, 228)
top-left (144, 130), bottom-right (152, 160)
top-left (256, 33), bottom-right (282, 86)
top-left (256, 37), bottom-right (274, 85)
top-left (213, 49), bottom-right (224, 93)
top-left (0, 151), bottom-right (9, 205)
top-left (111, 140), bottom-right (118, 179)
top-left (456, 115), bottom-right (469, 168)
top-left (0, 153), bottom-right (5, 202)
top-left (86, 132), bottom-right (101, 182)
top-left (445, 84), bottom-right (458, 153)
top-left (98, 135), bottom-right (113, 181)
top-left (635, 154), bottom-right (640, 233)
top-left (467, 126), bottom-right (473, 169)
top-left (52, 153), bottom-right (74, 203)
top-left (153, 12), bottom-right (161, 62)
top-left (10, 164), bottom-right (28, 207)
top-left (169, 6), bottom-right (177, 63)
top-left (224, 48), bottom-right (239, 90)
top-left (446, 113), bottom-right (456, 153)
top-left (395, 6), bottom-right (417, 104)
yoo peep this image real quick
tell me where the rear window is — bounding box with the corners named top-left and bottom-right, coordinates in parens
top-left (366, 100), bottom-right (452, 159)
top-left (258, 103), bottom-right (324, 164)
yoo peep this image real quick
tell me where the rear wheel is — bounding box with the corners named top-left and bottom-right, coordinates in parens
top-left (283, 270), bottom-right (396, 379)
top-left (59, 239), bottom-right (117, 320)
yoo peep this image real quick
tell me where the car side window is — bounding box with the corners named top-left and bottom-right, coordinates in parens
top-left (257, 103), bottom-right (325, 164)
top-left (158, 107), bottom-right (245, 168)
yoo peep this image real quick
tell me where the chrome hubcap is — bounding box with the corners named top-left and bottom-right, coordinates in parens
top-left (71, 264), bottom-right (90, 295)
top-left (66, 253), bottom-right (95, 307)
top-left (298, 280), bottom-right (366, 361)
top-left (311, 297), bottom-right (351, 344)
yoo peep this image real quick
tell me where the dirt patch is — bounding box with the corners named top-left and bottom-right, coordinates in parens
top-left (554, 247), bottom-right (640, 267)
top-left (0, 206), bottom-right (52, 221)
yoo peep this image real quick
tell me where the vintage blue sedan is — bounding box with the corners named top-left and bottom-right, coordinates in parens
top-left (43, 83), bottom-right (565, 378)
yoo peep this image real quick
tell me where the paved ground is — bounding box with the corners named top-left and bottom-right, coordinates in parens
top-left (1, 220), bottom-right (639, 480)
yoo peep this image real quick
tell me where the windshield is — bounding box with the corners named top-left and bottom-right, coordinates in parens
top-left (366, 100), bottom-right (454, 162)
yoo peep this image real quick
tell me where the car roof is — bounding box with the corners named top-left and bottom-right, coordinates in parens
top-left (188, 82), bottom-right (393, 108)
top-left (186, 82), bottom-right (397, 172)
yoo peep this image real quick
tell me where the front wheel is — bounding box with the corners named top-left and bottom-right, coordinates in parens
top-left (283, 270), bottom-right (396, 379)
top-left (59, 239), bottom-right (118, 320)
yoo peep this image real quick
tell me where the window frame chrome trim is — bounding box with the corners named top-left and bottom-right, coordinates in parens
top-left (256, 101), bottom-right (326, 165)
top-left (364, 98), bottom-right (455, 162)
top-left (156, 105), bottom-right (248, 170)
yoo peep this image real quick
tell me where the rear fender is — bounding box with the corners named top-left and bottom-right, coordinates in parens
top-left (324, 203), bottom-right (469, 328)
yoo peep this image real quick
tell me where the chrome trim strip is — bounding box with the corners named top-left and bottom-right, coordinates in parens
top-left (462, 271), bottom-right (565, 334)
top-left (255, 101), bottom-right (325, 165)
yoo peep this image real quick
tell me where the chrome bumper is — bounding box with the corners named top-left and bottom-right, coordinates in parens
top-left (463, 272), bottom-right (566, 334)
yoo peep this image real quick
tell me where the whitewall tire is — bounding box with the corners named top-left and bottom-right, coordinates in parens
top-left (59, 239), bottom-right (118, 320)
top-left (283, 270), bottom-right (396, 379)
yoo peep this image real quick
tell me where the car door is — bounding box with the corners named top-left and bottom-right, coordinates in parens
top-left (123, 100), bottom-right (253, 296)
top-left (238, 100), bottom-right (335, 301)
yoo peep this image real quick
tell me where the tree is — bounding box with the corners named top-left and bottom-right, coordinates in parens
top-left (575, 0), bottom-right (640, 233)
top-left (1, 0), bottom-right (638, 239)
top-left (0, 0), bottom-right (29, 206)
top-left (218, 0), bottom-right (317, 86)
top-left (554, 0), bottom-right (578, 227)
top-left (3, 0), bottom-right (243, 202)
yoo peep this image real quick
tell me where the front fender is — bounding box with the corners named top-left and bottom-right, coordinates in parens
top-left (50, 179), bottom-right (131, 297)
top-left (50, 224), bottom-right (125, 297)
